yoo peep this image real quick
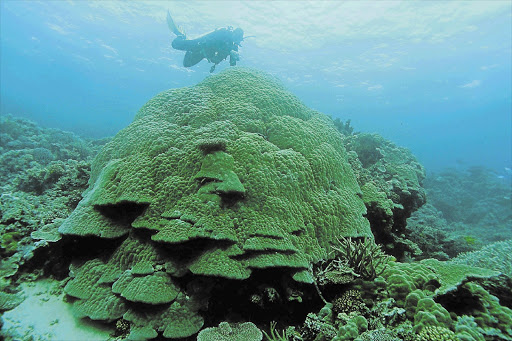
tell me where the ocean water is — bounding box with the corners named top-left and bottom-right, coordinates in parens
top-left (1, 0), bottom-right (511, 173)
top-left (1, 1), bottom-right (512, 341)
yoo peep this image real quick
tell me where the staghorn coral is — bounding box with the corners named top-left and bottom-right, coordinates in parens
top-left (332, 118), bottom-right (355, 136)
top-left (331, 236), bottom-right (390, 281)
top-left (316, 258), bottom-right (360, 286)
top-left (59, 67), bottom-right (372, 339)
top-left (262, 321), bottom-right (295, 341)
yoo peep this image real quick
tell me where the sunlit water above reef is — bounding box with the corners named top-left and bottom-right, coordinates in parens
top-left (1, 0), bottom-right (511, 173)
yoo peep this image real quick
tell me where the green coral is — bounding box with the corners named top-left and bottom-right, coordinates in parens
top-left (303, 306), bottom-right (338, 340)
top-left (461, 282), bottom-right (512, 340)
top-left (198, 321), bottom-right (262, 341)
top-left (420, 258), bottom-right (499, 295)
top-left (334, 315), bottom-right (368, 340)
top-left (454, 315), bottom-right (486, 341)
top-left (111, 271), bottom-right (180, 304)
top-left (356, 329), bottom-right (401, 341)
top-left (306, 256), bottom-right (511, 341)
top-left (333, 289), bottom-right (367, 315)
top-left (344, 133), bottom-right (426, 259)
top-left (332, 118), bottom-right (355, 136)
top-left (360, 181), bottom-right (395, 217)
top-left (412, 297), bottom-right (453, 333)
top-left (380, 261), bottom-right (438, 307)
top-left (331, 236), bottom-right (390, 280)
top-left (59, 68), bottom-right (372, 338)
top-left (0, 291), bottom-right (24, 312)
top-left (0, 231), bottom-right (22, 255)
top-left (415, 325), bottom-right (458, 341)
top-left (193, 150), bottom-right (246, 203)
top-left (262, 321), bottom-right (292, 341)
top-left (370, 259), bottom-right (512, 341)
top-left (0, 115), bottom-right (105, 311)
top-left (451, 239), bottom-right (512, 278)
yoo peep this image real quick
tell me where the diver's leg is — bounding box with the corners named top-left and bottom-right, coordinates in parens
top-left (229, 51), bottom-right (239, 66)
top-left (183, 50), bottom-right (205, 67)
top-left (172, 36), bottom-right (189, 50)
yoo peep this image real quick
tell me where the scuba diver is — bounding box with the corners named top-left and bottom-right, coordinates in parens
top-left (166, 11), bottom-right (244, 73)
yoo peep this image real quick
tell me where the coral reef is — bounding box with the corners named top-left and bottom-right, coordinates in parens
top-left (0, 114), bottom-right (104, 184)
top-left (415, 325), bottom-right (458, 341)
top-left (332, 118), bottom-right (355, 136)
top-left (197, 321), bottom-right (263, 341)
top-left (406, 165), bottom-right (511, 260)
top-left (0, 115), bottom-right (105, 252)
top-left (302, 259), bottom-right (511, 341)
top-left (2, 69), bottom-right (511, 341)
top-left (344, 133), bottom-right (427, 259)
top-left (451, 240), bottom-right (512, 278)
top-left (424, 166), bottom-right (512, 245)
top-left (406, 203), bottom-right (477, 260)
top-left (59, 68), bottom-right (372, 339)
top-left (0, 115), bottom-right (106, 320)
top-left (331, 237), bottom-right (390, 281)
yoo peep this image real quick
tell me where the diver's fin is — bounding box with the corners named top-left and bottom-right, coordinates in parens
top-left (166, 10), bottom-right (186, 37)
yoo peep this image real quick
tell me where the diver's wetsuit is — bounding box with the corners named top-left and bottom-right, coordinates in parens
top-left (172, 27), bottom-right (241, 69)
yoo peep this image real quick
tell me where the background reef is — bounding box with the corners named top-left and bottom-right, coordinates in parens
top-left (0, 114), bottom-right (108, 324)
top-left (1, 69), bottom-right (511, 341)
top-left (406, 167), bottom-right (512, 261)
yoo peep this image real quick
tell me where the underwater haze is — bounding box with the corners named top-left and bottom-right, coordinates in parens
top-left (2, 2), bottom-right (512, 340)
top-left (1, 0), bottom-right (511, 173)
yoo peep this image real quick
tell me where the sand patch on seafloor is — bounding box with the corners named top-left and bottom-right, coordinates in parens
top-left (1, 278), bottom-right (114, 341)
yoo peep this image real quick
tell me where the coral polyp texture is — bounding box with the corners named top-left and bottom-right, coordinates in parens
top-left (59, 68), bottom-right (372, 339)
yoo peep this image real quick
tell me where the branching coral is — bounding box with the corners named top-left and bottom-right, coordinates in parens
top-left (262, 321), bottom-right (292, 341)
top-left (315, 258), bottom-right (360, 286)
top-left (331, 236), bottom-right (389, 280)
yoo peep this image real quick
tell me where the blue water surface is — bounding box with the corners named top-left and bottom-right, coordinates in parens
top-left (1, 0), bottom-right (511, 173)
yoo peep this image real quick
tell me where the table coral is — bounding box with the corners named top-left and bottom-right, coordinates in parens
top-left (59, 67), bottom-right (372, 339)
